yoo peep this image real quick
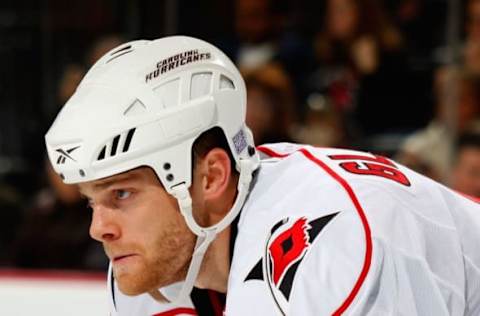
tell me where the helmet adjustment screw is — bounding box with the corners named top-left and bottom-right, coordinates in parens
top-left (79, 169), bottom-right (85, 177)
top-left (248, 146), bottom-right (256, 156)
top-left (166, 174), bottom-right (174, 182)
top-left (163, 163), bottom-right (171, 170)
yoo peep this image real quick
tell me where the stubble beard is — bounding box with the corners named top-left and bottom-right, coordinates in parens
top-left (109, 226), bottom-right (196, 296)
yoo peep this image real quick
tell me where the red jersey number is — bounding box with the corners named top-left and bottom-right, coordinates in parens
top-left (329, 154), bottom-right (411, 186)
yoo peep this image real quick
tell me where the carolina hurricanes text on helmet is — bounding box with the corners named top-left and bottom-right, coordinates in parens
top-left (145, 49), bottom-right (212, 83)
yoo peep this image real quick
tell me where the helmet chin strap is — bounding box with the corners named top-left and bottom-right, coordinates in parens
top-left (150, 158), bottom-right (257, 304)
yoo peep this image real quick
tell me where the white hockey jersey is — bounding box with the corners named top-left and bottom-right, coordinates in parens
top-left (225, 143), bottom-right (480, 315)
top-left (108, 143), bottom-right (480, 315)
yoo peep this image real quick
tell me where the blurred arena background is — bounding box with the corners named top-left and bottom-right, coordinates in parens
top-left (0, 0), bottom-right (479, 314)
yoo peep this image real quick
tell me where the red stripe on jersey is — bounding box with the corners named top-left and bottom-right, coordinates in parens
top-left (152, 307), bottom-right (197, 316)
top-left (457, 191), bottom-right (480, 204)
top-left (257, 145), bottom-right (373, 316)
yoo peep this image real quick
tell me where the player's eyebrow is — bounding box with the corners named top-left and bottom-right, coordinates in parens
top-left (93, 172), bottom-right (141, 191)
top-left (78, 170), bottom-right (144, 197)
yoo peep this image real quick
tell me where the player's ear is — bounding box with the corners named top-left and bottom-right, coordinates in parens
top-left (196, 148), bottom-right (232, 200)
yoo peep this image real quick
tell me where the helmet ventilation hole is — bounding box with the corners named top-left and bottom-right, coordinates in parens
top-left (190, 72), bottom-right (212, 100)
top-left (97, 146), bottom-right (106, 160)
top-left (106, 45), bottom-right (134, 64)
top-left (123, 128), bottom-right (136, 152)
top-left (96, 128), bottom-right (136, 161)
top-left (154, 79), bottom-right (180, 108)
top-left (220, 75), bottom-right (235, 90)
top-left (111, 135), bottom-right (120, 156)
top-left (111, 45), bottom-right (132, 55)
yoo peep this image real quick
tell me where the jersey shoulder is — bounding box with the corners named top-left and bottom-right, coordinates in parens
top-left (258, 142), bottom-right (441, 198)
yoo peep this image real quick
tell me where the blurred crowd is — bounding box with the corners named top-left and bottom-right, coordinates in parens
top-left (0, 0), bottom-right (479, 271)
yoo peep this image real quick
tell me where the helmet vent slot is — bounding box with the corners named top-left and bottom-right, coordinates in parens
top-left (154, 78), bottom-right (180, 108)
top-left (122, 128), bottom-right (136, 153)
top-left (190, 72), bottom-right (212, 100)
top-left (111, 135), bottom-right (120, 156)
top-left (111, 45), bottom-right (132, 55)
top-left (97, 146), bottom-right (106, 160)
top-left (220, 75), bottom-right (235, 90)
top-left (106, 45), bottom-right (134, 64)
top-left (96, 128), bottom-right (136, 161)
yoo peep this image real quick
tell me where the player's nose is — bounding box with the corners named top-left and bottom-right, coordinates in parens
top-left (89, 205), bottom-right (121, 242)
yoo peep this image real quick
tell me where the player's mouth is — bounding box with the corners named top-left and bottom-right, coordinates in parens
top-left (113, 254), bottom-right (138, 263)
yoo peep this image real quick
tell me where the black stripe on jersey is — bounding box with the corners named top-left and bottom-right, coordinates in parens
top-left (244, 259), bottom-right (263, 281)
top-left (278, 260), bottom-right (301, 300)
top-left (307, 212), bottom-right (340, 241)
top-left (190, 287), bottom-right (225, 316)
top-left (271, 218), bottom-right (287, 234)
top-left (110, 270), bottom-right (116, 310)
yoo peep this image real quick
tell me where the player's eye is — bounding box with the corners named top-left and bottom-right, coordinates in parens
top-left (115, 189), bottom-right (131, 200)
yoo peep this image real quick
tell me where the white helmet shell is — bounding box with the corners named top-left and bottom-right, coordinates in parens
top-left (45, 36), bottom-right (258, 195)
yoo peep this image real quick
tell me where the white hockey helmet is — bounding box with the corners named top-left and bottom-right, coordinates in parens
top-left (46, 36), bottom-right (257, 192)
top-left (45, 36), bottom-right (260, 302)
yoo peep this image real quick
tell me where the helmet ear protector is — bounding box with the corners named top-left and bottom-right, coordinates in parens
top-left (45, 36), bottom-right (260, 303)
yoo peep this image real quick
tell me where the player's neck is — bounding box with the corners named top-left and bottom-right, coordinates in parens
top-left (195, 226), bottom-right (231, 293)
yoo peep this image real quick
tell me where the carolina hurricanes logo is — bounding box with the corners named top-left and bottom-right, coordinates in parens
top-left (244, 212), bottom-right (340, 314)
top-left (268, 217), bottom-right (310, 286)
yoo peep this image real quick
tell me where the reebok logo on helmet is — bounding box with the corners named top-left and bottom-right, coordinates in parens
top-left (55, 146), bottom-right (80, 164)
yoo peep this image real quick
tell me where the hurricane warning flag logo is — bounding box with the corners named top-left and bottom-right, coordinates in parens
top-left (244, 212), bottom-right (339, 314)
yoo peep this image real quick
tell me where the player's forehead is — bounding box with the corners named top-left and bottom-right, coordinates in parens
top-left (78, 167), bottom-right (152, 194)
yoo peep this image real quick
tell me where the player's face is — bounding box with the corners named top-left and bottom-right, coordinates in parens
top-left (78, 167), bottom-right (196, 296)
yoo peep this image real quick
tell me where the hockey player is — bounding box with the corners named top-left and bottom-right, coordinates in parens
top-left (45, 36), bottom-right (480, 315)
